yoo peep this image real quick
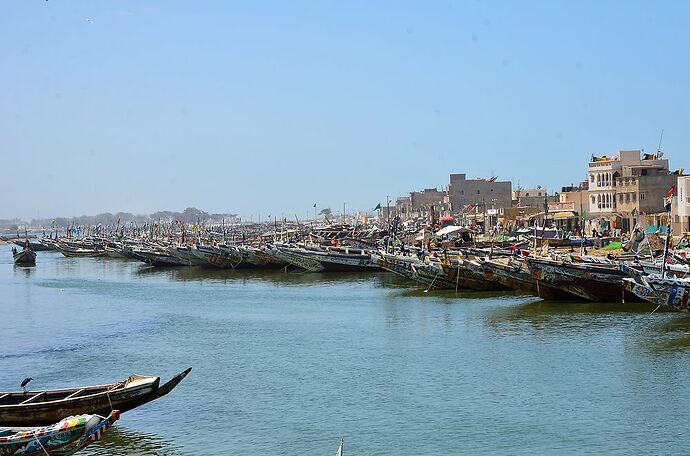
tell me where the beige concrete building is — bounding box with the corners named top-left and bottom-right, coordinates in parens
top-left (587, 149), bottom-right (676, 233)
top-left (394, 188), bottom-right (446, 220)
top-left (512, 187), bottom-right (548, 209)
top-left (447, 174), bottom-right (512, 214)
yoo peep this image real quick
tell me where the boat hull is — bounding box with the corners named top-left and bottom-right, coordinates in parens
top-left (13, 250), bottom-right (36, 265)
top-left (0, 368), bottom-right (191, 427)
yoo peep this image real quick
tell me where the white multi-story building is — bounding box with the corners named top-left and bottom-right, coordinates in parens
top-left (673, 175), bottom-right (690, 234)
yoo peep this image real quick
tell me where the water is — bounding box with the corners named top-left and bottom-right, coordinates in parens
top-left (2, 244), bottom-right (690, 455)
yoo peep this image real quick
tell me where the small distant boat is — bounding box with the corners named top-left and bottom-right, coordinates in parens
top-left (0, 368), bottom-right (191, 427)
top-left (0, 410), bottom-right (119, 455)
top-left (12, 242), bottom-right (36, 266)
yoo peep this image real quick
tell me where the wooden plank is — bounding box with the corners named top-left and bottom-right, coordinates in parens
top-left (63, 388), bottom-right (86, 400)
top-left (19, 392), bottom-right (45, 405)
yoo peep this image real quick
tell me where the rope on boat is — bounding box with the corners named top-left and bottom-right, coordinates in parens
top-left (651, 304), bottom-right (662, 314)
top-left (455, 261), bottom-right (460, 295)
top-left (33, 433), bottom-right (50, 455)
top-left (424, 271), bottom-right (440, 293)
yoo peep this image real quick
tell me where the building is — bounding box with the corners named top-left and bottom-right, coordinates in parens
top-left (394, 196), bottom-right (411, 219)
top-left (672, 175), bottom-right (690, 235)
top-left (587, 150), bottom-right (676, 233)
top-left (552, 183), bottom-right (588, 216)
top-left (447, 174), bottom-right (512, 215)
top-left (512, 187), bottom-right (549, 209)
top-left (394, 188), bottom-right (446, 221)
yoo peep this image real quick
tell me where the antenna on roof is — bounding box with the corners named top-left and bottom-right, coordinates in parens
top-left (657, 129), bottom-right (664, 157)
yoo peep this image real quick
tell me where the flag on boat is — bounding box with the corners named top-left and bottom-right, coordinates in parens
top-left (373, 203), bottom-right (381, 211)
top-left (670, 168), bottom-right (684, 175)
top-left (668, 185), bottom-right (676, 197)
top-left (313, 203), bottom-right (317, 208)
top-left (336, 438), bottom-right (343, 456)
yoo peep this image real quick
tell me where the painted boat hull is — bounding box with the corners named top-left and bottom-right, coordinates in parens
top-left (0, 368), bottom-right (191, 427)
top-left (481, 258), bottom-right (574, 300)
top-left (0, 411), bottom-right (119, 456)
top-left (441, 260), bottom-right (509, 291)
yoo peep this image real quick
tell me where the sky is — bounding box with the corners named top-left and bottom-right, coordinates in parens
top-left (2, 0), bottom-right (689, 220)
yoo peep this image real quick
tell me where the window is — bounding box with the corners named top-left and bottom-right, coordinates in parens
top-left (619, 194), bottom-right (623, 203)
top-left (632, 193), bottom-right (636, 202)
top-left (591, 196), bottom-right (596, 204)
top-left (525, 193), bottom-right (529, 196)
top-left (641, 169), bottom-right (648, 176)
top-left (590, 175), bottom-right (594, 183)
top-left (460, 190), bottom-right (464, 195)
top-left (640, 193), bottom-right (645, 200)
top-left (625, 194), bottom-right (630, 203)
top-left (477, 190), bottom-right (480, 194)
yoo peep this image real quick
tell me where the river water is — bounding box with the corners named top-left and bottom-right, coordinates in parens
top-left (2, 244), bottom-right (690, 455)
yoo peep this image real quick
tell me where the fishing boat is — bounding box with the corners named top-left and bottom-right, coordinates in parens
top-left (0, 410), bottom-right (119, 455)
top-left (441, 255), bottom-right (509, 291)
top-left (12, 245), bottom-right (36, 266)
top-left (54, 242), bottom-right (104, 258)
top-left (524, 256), bottom-right (632, 302)
top-left (169, 245), bottom-right (208, 266)
top-left (277, 244), bottom-right (378, 272)
top-left (623, 274), bottom-right (690, 312)
top-left (235, 245), bottom-right (289, 269)
top-left (130, 249), bottom-right (189, 266)
top-left (192, 244), bottom-right (243, 269)
top-left (480, 256), bottom-right (573, 300)
top-left (374, 252), bottom-right (425, 283)
top-left (273, 245), bottom-right (324, 272)
top-left (0, 368), bottom-right (191, 426)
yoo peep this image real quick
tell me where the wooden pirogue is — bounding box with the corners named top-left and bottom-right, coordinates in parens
top-left (0, 410), bottom-right (119, 455)
top-left (0, 368), bottom-right (191, 426)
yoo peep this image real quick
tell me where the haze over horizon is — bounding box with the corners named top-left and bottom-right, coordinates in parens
top-left (2, 1), bottom-right (689, 220)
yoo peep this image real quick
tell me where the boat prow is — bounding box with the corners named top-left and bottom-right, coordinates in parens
top-left (157, 367), bottom-right (193, 398)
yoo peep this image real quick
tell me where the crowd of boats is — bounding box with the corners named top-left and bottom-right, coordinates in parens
top-left (9, 221), bottom-right (690, 313)
top-left (4, 221), bottom-right (689, 454)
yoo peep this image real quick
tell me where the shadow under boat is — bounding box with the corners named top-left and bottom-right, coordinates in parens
top-left (134, 265), bottom-right (397, 287)
top-left (89, 425), bottom-right (182, 455)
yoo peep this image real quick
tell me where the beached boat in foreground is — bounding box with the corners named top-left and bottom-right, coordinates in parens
top-left (0, 410), bottom-right (119, 455)
top-left (0, 368), bottom-right (191, 426)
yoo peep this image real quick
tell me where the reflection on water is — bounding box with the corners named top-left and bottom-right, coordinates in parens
top-left (13, 264), bottom-right (35, 277)
top-left (483, 298), bottom-right (659, 334)
top-left (90, 426), bottom-right (180, 455)
top-left (639, 314), bottom-right (690, 353)
top-left (134, 264), bottom-right (398, 288)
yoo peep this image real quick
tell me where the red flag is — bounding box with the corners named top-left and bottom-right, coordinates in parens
top-left (667, 185), bottom-right (675, 197)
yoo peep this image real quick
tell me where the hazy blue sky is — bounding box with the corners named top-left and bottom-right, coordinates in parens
top-left (2, 1), bottom-right (689, 220)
